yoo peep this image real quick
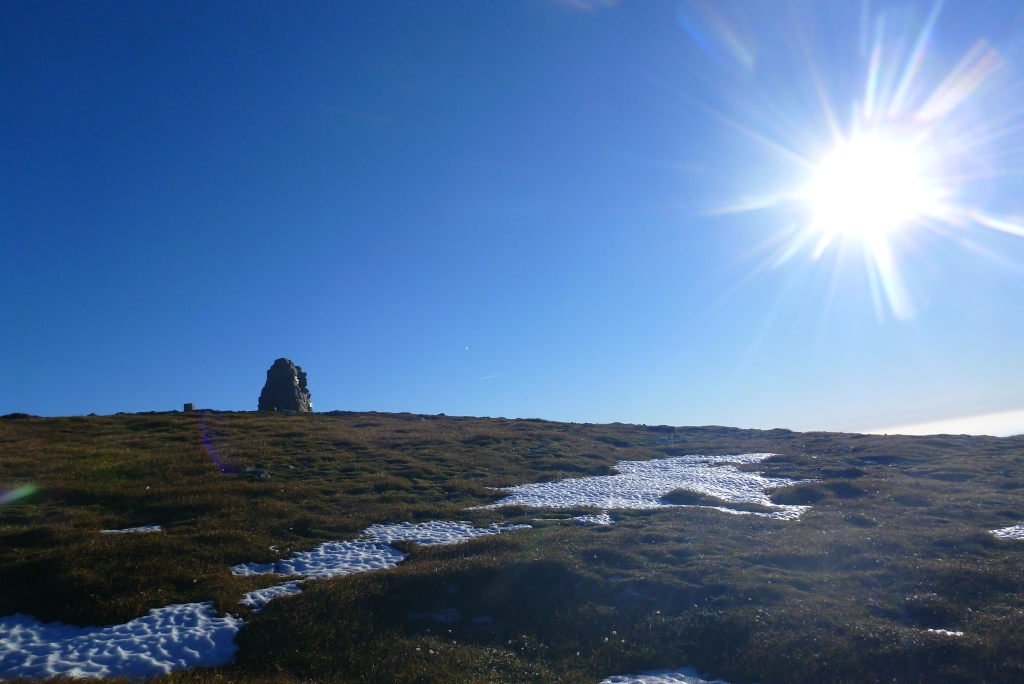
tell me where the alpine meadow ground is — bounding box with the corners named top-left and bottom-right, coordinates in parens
top-left (2, 410), bottom-right (1024, 683)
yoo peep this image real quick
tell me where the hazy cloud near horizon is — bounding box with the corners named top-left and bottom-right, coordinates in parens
top-left (872, 407), bottom-right (1024, 438)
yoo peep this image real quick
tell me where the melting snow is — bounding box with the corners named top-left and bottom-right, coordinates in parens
top-left (235, 521), bottom-right (530, 611)
top-left (476, 454), bottom-right (807, 519)
top-left (0, 458), bottom-right (801, 679)
top-left (991, 524), bottom-right (1024, 540)
top-left (600, 667), bottom-right (732, 683)
top-left (273, 540), bottom-right (408, 580)
top-left (574, 513), bottom-right (614, 525)
top-left (362, 520), bottom-right (525, 546)
top-left (239, 581), bottom-right (304, 611)
top-left (700, 506), bottom-right (804, 521)
top-left (0, 602), bottom-right (242, 680)
top-left (232, 562), bottom-right (276, 576)
top-left (1, 520), bottom-right (531, 677)
top-left (99, 524), bottom-right (162, 534)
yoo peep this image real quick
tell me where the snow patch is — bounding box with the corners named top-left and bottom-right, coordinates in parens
top-left (476, 454), bottom-right (807, 519)
top-left (362, 520), bottom-right (528, 546)
top-left (234, 521), bottom-right (530, 612)
top-left (927, 629), bottom-right (964, 636)
top-left (700, 505), bottom-right (805, 521)
top-left (574, 513), bottom-right (613, 525)
top-left (0, 520), bottom-right (531, 678)
top-left (991, 524), bottom-right (1024, 540)
top-left (275, 540), bottom-right (407, 579)
top-left (240, 581), bottom-right (304, 612)
top-left (100, 524), bottom-right (162, 534)
top-left (0, 602), bottom-right (242, 680)
top-left (600, 667), bottom-right (732, 683)
top-left (232, 562), bottom-right (276, 576)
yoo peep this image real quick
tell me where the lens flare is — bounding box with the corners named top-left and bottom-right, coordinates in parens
top-left (0, 484), bottom-right (40, 505)
top-left (190, 412), bottom-right (231, 473)
top-left (689, 2), bottom-right (1024, 322)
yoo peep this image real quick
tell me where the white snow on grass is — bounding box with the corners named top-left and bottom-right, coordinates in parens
top-left (476, 454), bottom-right (808, 519)
top-left (531, 513), bottom-right (614, 525)
top-left (99, 524), bottom-right (162, 534)
top-left (274, 540), bottom-right (408, 579)
top-left (235, 521), bottom-right (530, 611)
top-left (362, 520), bottom-right (527, 546)
top-left (239, 581), bottom-right (304, 612)
top-left (927, 629), bottom-right (965, 636)
top-left (600, 667), bottom-right (732, 683)
top-left (0, 602), bottom-right (242, 680)
top-left (574, 513), bottom-right (613, 525)
top-left (991, 524), bottom-right (1024, 540)
top-left (232, 562), bottom-right (276, 576)
top-left (701, 505), bottom-right (805, 521)
top-left (0, 520), bottom-right (532, 678)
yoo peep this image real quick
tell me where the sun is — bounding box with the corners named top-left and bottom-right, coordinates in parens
top-left (808, 135), bottom-right (938, 238)
top-left (691, 5), bottom-right (1024, 321)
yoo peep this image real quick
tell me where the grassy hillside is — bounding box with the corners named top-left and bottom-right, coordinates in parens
top-left (2, 411), bottom-right (1024, 683)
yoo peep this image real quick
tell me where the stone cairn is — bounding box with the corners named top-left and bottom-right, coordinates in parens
top-left (258, 358), bottom-right (312, 412)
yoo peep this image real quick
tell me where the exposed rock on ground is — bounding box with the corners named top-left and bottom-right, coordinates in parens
top-left (257, 358), bottom-right (312, 412)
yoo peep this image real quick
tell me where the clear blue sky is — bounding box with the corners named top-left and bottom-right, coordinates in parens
top-left (3, 1), bottom-right (1024, 432)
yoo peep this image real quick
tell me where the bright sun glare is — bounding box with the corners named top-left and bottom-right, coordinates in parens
top-left (809, 136), bottom-right (936, 238)
top-left (696, 2), bottom-right (1022, 321)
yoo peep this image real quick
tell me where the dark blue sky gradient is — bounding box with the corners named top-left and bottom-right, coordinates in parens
top-left (3, 1), bottom-right (1024, 431)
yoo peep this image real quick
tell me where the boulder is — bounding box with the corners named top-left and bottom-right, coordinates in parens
top-left (258, 358), bottom-right (312, 412)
